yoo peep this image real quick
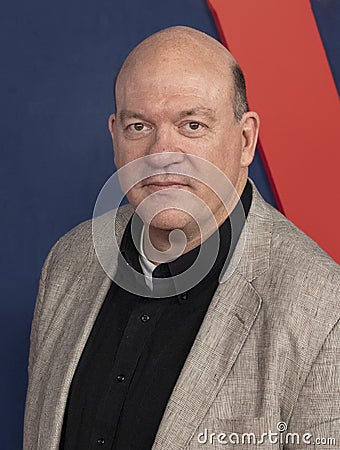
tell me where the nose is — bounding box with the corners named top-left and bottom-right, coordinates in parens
top-left (146, 126), bottom-right (185, 169)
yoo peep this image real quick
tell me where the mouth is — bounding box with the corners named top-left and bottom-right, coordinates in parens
top-left (142, 176), bottom-right (191, 191)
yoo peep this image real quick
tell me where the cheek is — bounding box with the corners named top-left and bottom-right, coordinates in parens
top-left (114, 137), bottom-right (149, 168)
top-left (125, 187), bottom-right (141, 208)
top-left (216, 136), bottom-right (243, 179)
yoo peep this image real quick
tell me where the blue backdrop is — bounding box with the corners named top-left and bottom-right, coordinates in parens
top-left (0, 1), bottom-right (338, 448)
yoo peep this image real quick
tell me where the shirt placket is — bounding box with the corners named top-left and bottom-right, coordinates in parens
top-left (89, 297), bottom-right (164, 449)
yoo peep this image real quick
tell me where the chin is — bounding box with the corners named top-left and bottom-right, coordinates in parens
top-left (127, 189), bottom-right (196, 231)
top-left (148, 209), bottom-right (193, 231)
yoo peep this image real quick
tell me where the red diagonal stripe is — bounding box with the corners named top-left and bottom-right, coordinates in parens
top-left (207, 0), bottom-right (340, 262)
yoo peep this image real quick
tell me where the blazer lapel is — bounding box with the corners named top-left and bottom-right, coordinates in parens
top-left (32, 265), bottom-right (111, 449)
top-left (31, 206), bottom-right (134, 450)
top-left (152, 273), bottom-right (262, 450)
top-left (152, 179), bottom-right (272, 450)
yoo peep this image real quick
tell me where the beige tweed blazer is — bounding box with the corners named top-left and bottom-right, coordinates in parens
top-left (24, 179), bottom-right (340, 449)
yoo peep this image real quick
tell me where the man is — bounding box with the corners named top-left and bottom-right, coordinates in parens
top-left (24, 26), bottom-right (339, 450)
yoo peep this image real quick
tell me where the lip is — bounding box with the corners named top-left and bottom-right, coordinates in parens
top-left (146, 181), bottom-right (188, 187)
top-left (143, 182), bottom-right (190, 192)
top-left (142, 176), bottom-right (191, 189)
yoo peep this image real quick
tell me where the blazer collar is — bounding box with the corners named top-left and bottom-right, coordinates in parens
top-left (219, 177), bottom-right (272, 283)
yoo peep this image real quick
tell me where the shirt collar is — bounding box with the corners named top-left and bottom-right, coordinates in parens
top-left (138, 226), bottom-right (157, 290)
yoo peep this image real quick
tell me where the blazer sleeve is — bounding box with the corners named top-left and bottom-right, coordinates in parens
top-left (285, 319), bottom-right (340, 449)
top-left (27, 243), bottom-right (56, 374)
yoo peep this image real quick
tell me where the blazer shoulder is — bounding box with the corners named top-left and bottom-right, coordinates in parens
top-left (246, 182), bottom-right (340, 292)
top-left (47, 204), bottom-right (133, 268)
top-left (247, 184), bottom-right (339, 324)
top-left (256, 203), bottom-right (340, 331)
top-left (269, 205), bottom-right (340, 284)
top-left (52, 205), bottom-right (132, 253)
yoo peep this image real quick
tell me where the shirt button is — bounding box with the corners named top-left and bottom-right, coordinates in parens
top-left (117, 374), bottom-right (125, 382)
top-left (180, 292), bottom-right (188, 301)
top-left (140, 314), bottom-right (150, 323)
top-left (97, 438), bottom-right (105, 446)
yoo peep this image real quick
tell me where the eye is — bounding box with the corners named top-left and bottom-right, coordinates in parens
top-left (180, 121), bottom-right (206, 136)
top-left (188, 121), bottom-right (201, 130)
top-left (128, 122), bottom-right (145, 132)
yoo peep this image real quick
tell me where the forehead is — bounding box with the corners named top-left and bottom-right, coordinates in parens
top-left (116, 60), bottom-right (233, 114)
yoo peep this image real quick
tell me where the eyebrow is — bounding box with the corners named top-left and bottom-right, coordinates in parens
top-left (118, 108), bottom-right (216, 123)
top-left (177, 108), bottom-right (216, 120)
top-left (118, 110), bottom-right (147, 122)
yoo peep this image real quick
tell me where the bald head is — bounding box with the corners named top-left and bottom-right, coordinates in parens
top-left (109, 26), bottom-right (260, 236)
top-left (114, 26), bottom-right (248, 121)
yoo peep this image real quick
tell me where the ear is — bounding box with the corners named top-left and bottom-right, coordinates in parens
top-left (108, 113), bottom-right (116, 140)
top-left (240, 111), bottom-right (260, 167)
top-left (108, 113), bottom-right (118, 166)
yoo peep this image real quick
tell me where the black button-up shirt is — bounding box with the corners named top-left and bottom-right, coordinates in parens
top-left (59, 180), bottom-right (252, 450)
